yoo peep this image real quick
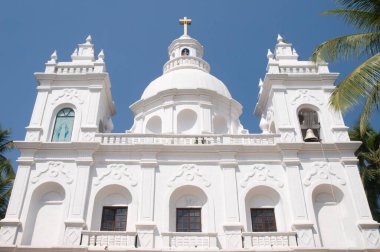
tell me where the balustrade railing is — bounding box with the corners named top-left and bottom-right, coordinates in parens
top-left (163, 56), bottom-right (210, 73)
top-left (162, 232), bottom-right (218, 249)
top-left (279, 66), bottom-right (317, 74)
top-left (242, 232), bottom-right (297, 248)
top-left (95, 133), bottom-right (278, 145)
top-left (80, 231), bottom-right (136, 248)
top-left (55, 65), bottom-right (95, 74)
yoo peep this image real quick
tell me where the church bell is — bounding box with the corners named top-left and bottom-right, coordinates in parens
top-left (304, 128), bottom-right (319, 142)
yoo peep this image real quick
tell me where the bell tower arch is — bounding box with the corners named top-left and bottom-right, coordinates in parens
top-left (254, 35), bottom-right (349, 143)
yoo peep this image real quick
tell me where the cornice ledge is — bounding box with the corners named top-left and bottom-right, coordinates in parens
top-left (282, 158), bottom-right (301, 166)
top-left (334, 141), bottom-right (362, 151)
top-left (357, 221), bottom-right (380, 229)
top-left (0, 218), bottom-right (21, 226)
top-left (292, 221), bottom-right (314, 229)
top-left (341, 157), bottom-right (359, 166)
top-left (219, 161), bottom-right (238, 168)
top-left (140, 160), bottom-right (158, 168)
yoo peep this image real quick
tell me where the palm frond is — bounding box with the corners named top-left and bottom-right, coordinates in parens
top-left (329, 53), bottom-right (380, 111)
top-left (322, 9), bottom-right (380, 31)
top-left (336, 0), bottom-right (380, 13)
top-left (359, 81), bottom-right (380, 135)
top-left (311, 32), bottom-right (380, 62)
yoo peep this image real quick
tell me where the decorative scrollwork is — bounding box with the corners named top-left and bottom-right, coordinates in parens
top-left (31, 161), bottom-right (73, 184)
top-left (240, 164), bottom-right (284, 188)
top-left (94, 164), bottom-right (137, 186)
top-left (51, 89), bottom-right (84, 105)
top-left (291, 89), bottom-right (323, 106)
top-left (303, 162), bottom-right (346, 186)
top-left (168, 164), bottom-right (211, 187)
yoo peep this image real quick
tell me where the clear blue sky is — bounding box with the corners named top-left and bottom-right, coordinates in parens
top-left (1, 0), bottom-right (379, 165)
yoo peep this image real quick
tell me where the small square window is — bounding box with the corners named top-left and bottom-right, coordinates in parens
top-left (176, 208), bottom-right (201, 232)
top-left (101, 207), bottom-right (128, 231)
top-left (251, 208), bottom-right (277, 232)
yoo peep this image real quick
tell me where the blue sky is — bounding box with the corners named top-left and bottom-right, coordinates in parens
top-left (1, 0), bottom-right (379, 165)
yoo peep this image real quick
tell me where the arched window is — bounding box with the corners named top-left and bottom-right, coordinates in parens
top-left (181, 48), bottom-right (190, 56)
top-left (298, 108), bottom-right (320, 142)
top-left (51, 108), bottom-right (75, 142)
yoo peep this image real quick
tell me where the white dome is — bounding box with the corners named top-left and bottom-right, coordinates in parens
top-left (141, 69), bottom-right (232, 100)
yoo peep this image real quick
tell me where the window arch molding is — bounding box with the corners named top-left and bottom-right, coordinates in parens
top-left (87, 183), bottom-right (137, 231)
top-left (164, 184), bottom-right (215, 232)
top-left (240, 184), bottom-right (288, 232)
top-left (47, 104), bottom-right (78, 142)
top-left (296, 104), bottom-right (324, 142)
top-left (22, 182), bottom-right (67, 245)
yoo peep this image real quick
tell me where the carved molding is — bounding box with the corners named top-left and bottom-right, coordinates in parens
top-left (296, 229), bottom-right (313, 247)
top-left (168, 164), bottom-right (211, 187)
top-left (282, 131), bottom-right (296, 143)
top-left (240, 164), bottom-right (284, 188)
top-left (333, 130), bottom-right (350, 142)
top-left (0, 226), bottom-right (16, 244)
top-left (81, 132), bottom-right (95, 142)
top-left (31, 161), bottom-right (73, 184)
top-left (64, 227), bottom-right (82, 246)
top-left (51, 89), bottom-right (84, 105)
top-left (94, 164), bottom-right (137, 186)
top-left (291, 89), bottom-right (323, 106)
top-left (366, 229), bottom-right (379, 246)
top-left (303, 162), bottom-right (346, 186)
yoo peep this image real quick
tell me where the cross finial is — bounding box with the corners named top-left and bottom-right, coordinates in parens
top-left (179, 17), bottom-right (192, 35)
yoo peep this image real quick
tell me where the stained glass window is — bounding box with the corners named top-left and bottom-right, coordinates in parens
top-left (51, 108), bottom-right (75, 142)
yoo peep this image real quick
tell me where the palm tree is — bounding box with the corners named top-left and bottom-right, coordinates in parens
top-left (349, 124), bottom-right (380, 222)
top-left (311, 0), bottom-right (380, 135)
top-left (0, 126), bottom-right (14, 219)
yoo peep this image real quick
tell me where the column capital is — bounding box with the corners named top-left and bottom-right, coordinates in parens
top-left (282, 158), bottom-right (301, 166)
top-left (140, 161), bottom-right (158, 168)
top-left (220, 161), bottom-right (238, 168)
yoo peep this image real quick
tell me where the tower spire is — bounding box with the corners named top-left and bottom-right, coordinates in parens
top-left (179, 17), bottom-right (192, 35)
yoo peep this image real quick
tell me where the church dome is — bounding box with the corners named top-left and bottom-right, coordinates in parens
top-left (140, 18), bottom-right (232, 100)
top-left (141, 68), bottom-right (232, 100)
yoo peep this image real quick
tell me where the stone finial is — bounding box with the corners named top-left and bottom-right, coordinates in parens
top-left (51, 50), bottom-right (57, 60)
top-left (85, 35), bottom-right (92, 44)
top-left (258, 78), bottom-right (263, 88)
top-left (267, 49), bottom-right (274, 59)
top-left (277, 34), bottom-right (284, 43)
top-left (259, 115), bottom-right (269, 134)
top-left (71, 48), bottom-right (78, 57)
top-left (292, 48), bottom-right (299, 57)
top-left (98, 49), bottom-right (105, 60)
top-left (47, 50), bottom-right (57, 64)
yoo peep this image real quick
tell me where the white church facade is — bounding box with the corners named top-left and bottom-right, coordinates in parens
top-left (0, 18), bottom-right (379, 251)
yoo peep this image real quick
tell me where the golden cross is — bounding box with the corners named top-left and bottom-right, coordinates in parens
top-left (179, 17), bottom-right (192, 35)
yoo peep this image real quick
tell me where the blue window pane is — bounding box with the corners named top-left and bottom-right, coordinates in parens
top-left (52, 108), bottom-right (75, 142)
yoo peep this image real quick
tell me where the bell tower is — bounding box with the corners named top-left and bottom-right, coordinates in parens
top-left (26, 36), bottom-right (116, 143)
top-left (254, 35), bottom-right (349, 143)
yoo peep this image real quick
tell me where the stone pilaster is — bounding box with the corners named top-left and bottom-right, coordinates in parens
top-left (0, 159), bottom-right (33, 245)
top-left (136, 156), bottom-right (157, 248)
top-left (221, 158), bottom-right (242, 249)
top-left (64, 156), bottom-right (93, 246)
top-left (283, 152), bottom-right (316, 248)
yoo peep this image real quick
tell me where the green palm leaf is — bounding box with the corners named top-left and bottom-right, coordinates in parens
top-left (322, 9), bottom-right (380, 31)
top-left (311, 33), bottom-right (380, 62)
top-left (329, 53), bottom-right (380, 112)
